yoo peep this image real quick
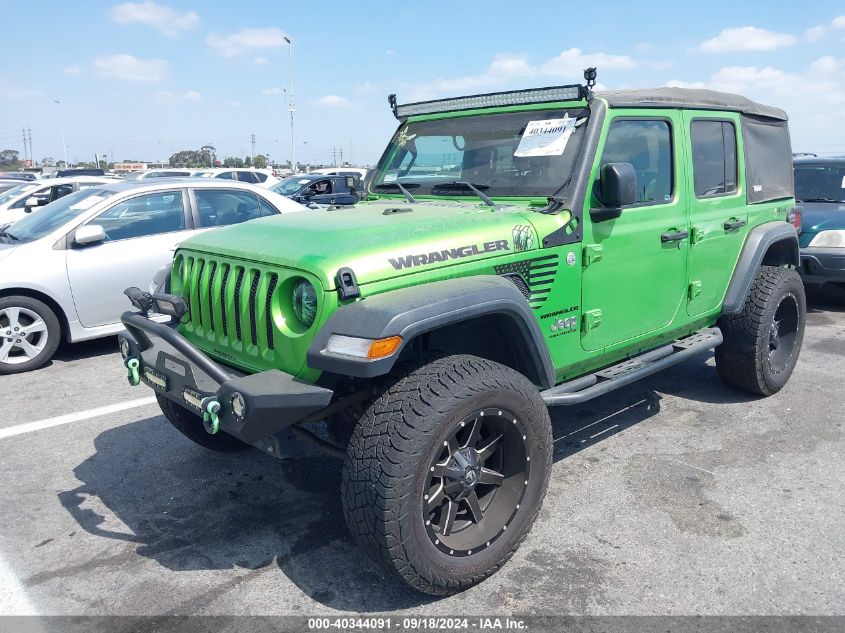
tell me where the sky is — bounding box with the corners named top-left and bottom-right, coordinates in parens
top-left (1, 0), bottom-right (844, 167)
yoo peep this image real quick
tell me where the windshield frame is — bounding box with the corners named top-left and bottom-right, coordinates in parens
top-left (368, 101), bottom-right (590, 205)
top-left (272, 176), bottom-right (314, 196)
top-left (794, 163), bottom-right (845, 203)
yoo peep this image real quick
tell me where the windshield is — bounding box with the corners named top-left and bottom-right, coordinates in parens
top-left (272, 177), bottom-right (311, 196)
top-left (3, 188), bottom-right (111, 243)
top-left (0, 183), bottom-right (38, 206)
top-left (371, 108), bottom-right (589, 199)
top-left (795, 165), bottom-right (845, 203)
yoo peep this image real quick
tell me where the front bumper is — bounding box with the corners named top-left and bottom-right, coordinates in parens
top-left (799, 246), bottom-right (845, 284)
top-left (119, 311), bottom-right (333, 444)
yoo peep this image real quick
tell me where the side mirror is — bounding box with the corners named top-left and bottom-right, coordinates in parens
top-left (24, 197), bottom-right (47, 211)
top-left (74, 224), bottom-right (106, 247)
top-left (592, 162), bottom-right (637, 222)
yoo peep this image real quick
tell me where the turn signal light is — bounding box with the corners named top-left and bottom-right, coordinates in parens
top-left (368, 336), bottom-right (402, 359)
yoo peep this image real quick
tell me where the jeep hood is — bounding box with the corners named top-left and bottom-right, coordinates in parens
top-left (178, 201), bottom-right (564, 289)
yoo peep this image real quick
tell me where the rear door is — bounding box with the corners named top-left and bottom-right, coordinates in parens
top-left (682, 112), bottom-right (748, 316)
top-left (66, 189), bottom-right (193, 327)
top-left (581, 113), bottom-right (690, 351)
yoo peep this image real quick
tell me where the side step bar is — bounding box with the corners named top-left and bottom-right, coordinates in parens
top-left (541, 327), bottom-right (723, 406)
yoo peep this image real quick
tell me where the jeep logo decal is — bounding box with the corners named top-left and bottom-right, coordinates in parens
top-left (388, 240), bottom-right (509, 270)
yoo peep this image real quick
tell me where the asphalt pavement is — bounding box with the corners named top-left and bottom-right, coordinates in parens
top-left (0, 286), bottom-right (843, 617)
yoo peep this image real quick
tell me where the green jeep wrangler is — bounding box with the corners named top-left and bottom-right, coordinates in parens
top-left (119, 71), bottom-right (804, 595)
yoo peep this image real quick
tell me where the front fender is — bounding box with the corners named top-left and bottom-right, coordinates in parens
top-left (307, 275), bottom-right (555, 388)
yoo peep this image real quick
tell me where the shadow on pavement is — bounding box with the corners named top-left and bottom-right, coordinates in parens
top-left (57, 348), bottom-right (752, 610)
top-left (53, 336), bottom-right (119, 364)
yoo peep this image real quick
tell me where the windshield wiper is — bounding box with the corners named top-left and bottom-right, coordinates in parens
top-left (799, 197), bottom-right (844, 203)
top-left (373, 182), bottom-right (419, 203)
top-left (432, 181), bottom-right (499, 209)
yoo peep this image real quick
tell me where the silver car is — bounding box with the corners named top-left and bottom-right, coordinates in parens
top-left (0, 178), bottom-right (305, 373)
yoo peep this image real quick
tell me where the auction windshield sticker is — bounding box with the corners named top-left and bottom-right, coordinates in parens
top-left (514, 112), bottom-right (584, 157)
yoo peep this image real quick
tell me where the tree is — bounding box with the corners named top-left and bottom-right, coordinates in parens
top-left (223, 156), bottom-right (244, 168)
top-left (253, 154), bottom-right (268, 169)
top-left (199, 144), bottom-right (217, 168)
top-left (169, 149), bottom-right (203, 167)
top-left (244, 155), bottom-right (253, 167)
top-left (0, 149), bottom-right (20, 167)
top-left (41, 157), bottom-right (56, 167)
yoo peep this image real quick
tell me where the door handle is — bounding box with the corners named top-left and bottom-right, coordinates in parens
top-left (660, 229), bottom-right (689, 243)
top-left (723, 218), bottom-right (747, 231)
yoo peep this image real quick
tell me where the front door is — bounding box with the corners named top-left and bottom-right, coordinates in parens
top-left (581, 114), bottom-right (689, 351)
top-left (66, 189), bottom-right (194, 328)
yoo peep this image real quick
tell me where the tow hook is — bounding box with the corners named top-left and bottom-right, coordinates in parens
top-left (201, 397), bottom-right (221, 434)
top-left (125, 357), bottom-right (140, 386)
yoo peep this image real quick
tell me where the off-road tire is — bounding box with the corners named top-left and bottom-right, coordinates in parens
top-left (341, 354), bottom-right (553, 595)
top-left (156, 393), bottom-right (250, 452)
top-left (0, 295), bottom-right (61, 375)
top-left (716, 266), bottom-right (805, 396)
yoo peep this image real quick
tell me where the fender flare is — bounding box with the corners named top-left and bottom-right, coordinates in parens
top-left (722, 221), bottom-right (799, 315)
top-left (307, 275), bottom-right (556, 388)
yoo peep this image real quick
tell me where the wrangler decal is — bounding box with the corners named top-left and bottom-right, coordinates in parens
top-left (388, 240), bottom-right (509, 270)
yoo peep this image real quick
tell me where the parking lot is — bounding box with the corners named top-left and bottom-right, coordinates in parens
top-left (0, 287), bottom-right (842, 617)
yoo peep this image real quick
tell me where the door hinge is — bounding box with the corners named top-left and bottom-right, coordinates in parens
top-left (582, 309), bottom-right (603, 332)
top-left (583, 244), bottom-right (603, 267)
top-left (688, 280), bottom-right (703, 299)
top-left (690, 227), bottom-right (705, 244)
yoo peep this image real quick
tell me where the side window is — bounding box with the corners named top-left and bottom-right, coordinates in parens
top-left (195, 189), bottom-right (264, 227)
top-left (253, 172), bottom-right (268, 183)
top-left (51, 184), bottom-right (74, 201)
top-left (309, 179), bottom-right (333, 195)
top-left (691, 120), bottom-right (737, 197)
top-left (217, 171), bottom-right (236, 180)
top-left (94, 191), bottom-right (185, 240)
top-left (599, 119), bottom-right (673, 205)
top-left (12, 186), bottom-right (48, 208)
top-left (237, 171), bottom-right (258, 184)
top-left (257, 196), bottom-right (279, 217)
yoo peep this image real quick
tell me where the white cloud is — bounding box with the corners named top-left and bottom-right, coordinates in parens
top-left (156, 90), bottom-right (202, 103)
top-left (260, 87), bottom-right (284, 95)
top-left (834, 16), bottom-right (845, 28)
top-left (700, 26), bottom-right (796, 52)
top-left (64, 65), bottom-right (83, 76)
top-left (314, 95), bottom-right (349, 107)
top-left (183, 90), bottom-right (202, 101)
top-left (110, 1), bottom-right (198, 37)
top-left (804, 15), bottom-right (845, 41)
top-left (253, 56), bottom-right (268, 65)
top-left (406, 49), bottom-right (634, 101)
top-left (0, 76), bottom-right (39, 98)
top-left (206, 28), bottom-right (289, 58)
top-left (93, 54), bottom-right (169, 82)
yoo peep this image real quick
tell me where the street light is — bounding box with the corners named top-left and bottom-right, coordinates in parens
top-left (283, 36), bottom-right (295, 174)
top-left (53, 99), bottom-right (68, 167)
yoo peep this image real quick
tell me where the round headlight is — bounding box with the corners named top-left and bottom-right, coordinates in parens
top-left (292, 279), bottom-right (318, 328)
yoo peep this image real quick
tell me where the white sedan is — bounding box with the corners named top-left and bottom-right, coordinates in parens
top-left (0, 178), bottom-right (304, 373)
top-left (192, 168), bottom-right (280, 188)
top-left (0, 176), bottom-right (110, 225)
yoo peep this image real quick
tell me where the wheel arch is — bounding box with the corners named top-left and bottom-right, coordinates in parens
top-left (0, 287), bottom-right (71, 340)
top-left (307, 275), bottom-right (556, 389)
top-left (722, 221), bottom-right (800, 315)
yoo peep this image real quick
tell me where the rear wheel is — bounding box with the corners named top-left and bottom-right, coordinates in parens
top-left (341, 354), bottom-right (552, 595)
top-left (0, 296), bottom-right (61, 374)
top-left (716, 266), bottom-right (806, 396)
top-left (156, 393), bottom-right (250, 452)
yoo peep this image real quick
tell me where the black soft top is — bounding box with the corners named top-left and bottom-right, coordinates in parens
top-left (597, 87), bottom-right (787, 121)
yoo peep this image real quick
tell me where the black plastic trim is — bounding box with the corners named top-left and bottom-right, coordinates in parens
top-left (722, 221), bottom-right (799, 315)
top-left (307, 275), bottom-right (556, 388)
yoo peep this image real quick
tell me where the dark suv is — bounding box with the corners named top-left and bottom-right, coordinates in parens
top-left (794, 157), bottom-right (845, 288)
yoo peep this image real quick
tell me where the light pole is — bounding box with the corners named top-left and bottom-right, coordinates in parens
top-left (283, 36), bottom-right (295, 173)
top-left (53, 100), bottom-right (68, 166)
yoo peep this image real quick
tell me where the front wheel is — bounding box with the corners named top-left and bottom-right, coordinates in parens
top-left (341, 355), bottom-right (553, 595)
top-left (0, 296), bottom-right (61, 374)
top-left (716, 266), bottom-right (806, 396)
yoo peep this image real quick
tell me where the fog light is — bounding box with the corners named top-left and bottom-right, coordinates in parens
top-left (231, 392), bottom-right (246, 418)
top-left (143, 368), bottom-right (167, 390)
top-left (152, 293), bottom-right (189, 321)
